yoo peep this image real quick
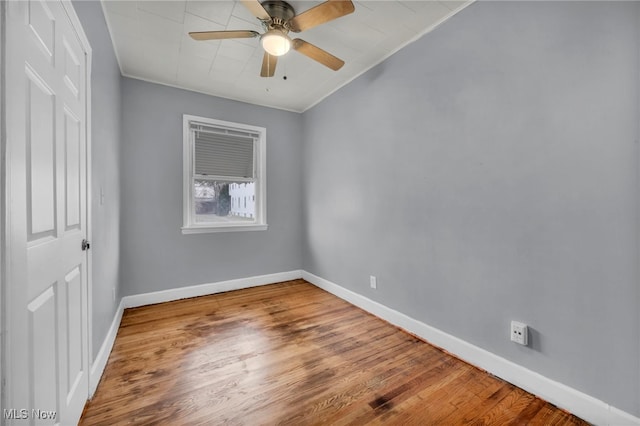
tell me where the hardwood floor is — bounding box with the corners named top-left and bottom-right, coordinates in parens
top-left (81, 280), bottom-right (588, 425)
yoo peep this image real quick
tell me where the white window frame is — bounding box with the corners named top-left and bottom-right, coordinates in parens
top-left (182, 114), bottom-right (267, 234)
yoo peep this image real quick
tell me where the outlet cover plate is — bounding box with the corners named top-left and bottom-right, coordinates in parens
top-left (510, 321), bottom-right (528, 345)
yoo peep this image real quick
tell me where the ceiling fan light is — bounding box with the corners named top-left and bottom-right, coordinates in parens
top-left (261, 30), bottom-right (291, 56)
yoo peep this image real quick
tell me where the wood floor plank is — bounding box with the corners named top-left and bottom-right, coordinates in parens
top-left (272, 348), bottom-right (450, 425)
top-left (370, 365), bottom-right (479, 425)
top-left (81, 280), bottom-right (588, 425)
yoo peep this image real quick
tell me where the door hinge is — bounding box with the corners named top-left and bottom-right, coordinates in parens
top-left (81, 239), bottom-right (91, 251)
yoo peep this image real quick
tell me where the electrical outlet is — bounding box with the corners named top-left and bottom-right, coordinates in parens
top-left (510, 321), bottom-right (528, 346)
top-left (369, 275), bottom-right (377, 289)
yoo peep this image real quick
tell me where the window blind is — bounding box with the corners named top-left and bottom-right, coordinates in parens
top-left (192, 124), bottom-right (256, 178)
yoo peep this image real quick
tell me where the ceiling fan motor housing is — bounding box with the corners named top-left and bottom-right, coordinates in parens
top-left (261, 0), bottom-right (295, 28)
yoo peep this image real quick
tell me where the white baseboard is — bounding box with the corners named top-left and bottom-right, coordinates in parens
top-left (122, 270), bottom-right (303, 308)
top-left (302, 271), bottom-right (640, 426)
top-left (89, 298), bottom-right (124, 397)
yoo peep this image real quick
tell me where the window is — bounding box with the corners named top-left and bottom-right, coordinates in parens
top-left (182, 114), bottom-right (267, 233)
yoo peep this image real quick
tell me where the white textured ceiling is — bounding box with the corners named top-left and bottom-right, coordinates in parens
top-left (102, 0), bottom-right (472, 112)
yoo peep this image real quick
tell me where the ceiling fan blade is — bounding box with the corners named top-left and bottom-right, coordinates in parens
top-left (292, 39), bottom-right (344, 71)
top-left (189, 30), bottom-right (260, 41)
top-left (261, 52), bottom-right (278, 77)
top-left (240, 0), bottom-right (271, 21)
top-left (288, 0), bottom-right (355, 33)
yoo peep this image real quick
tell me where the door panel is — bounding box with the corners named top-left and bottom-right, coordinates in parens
top-left (64, 266), bottom-right (84, 404)
top-left (63, 37), bottom-right (81, 99)
top-left (64, 109), bottom-right (81, 230)
top-left (28, 285), bottom-right (59, 420)
top-left (28, 0), bottom-right (55, 60)
top-left (27, 67), bottom-right (57, 239)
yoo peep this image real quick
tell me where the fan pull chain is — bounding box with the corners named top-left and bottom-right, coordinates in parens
top-left (283, 53), bottom-right (288, 80)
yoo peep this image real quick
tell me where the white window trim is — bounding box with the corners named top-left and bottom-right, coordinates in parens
top-left (182, 114), bottom-right (267, 234)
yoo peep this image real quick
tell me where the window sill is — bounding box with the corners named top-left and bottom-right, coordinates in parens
top-left (181, 224), bottom-right (268, 234)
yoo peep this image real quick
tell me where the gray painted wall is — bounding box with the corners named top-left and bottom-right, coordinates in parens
top-left (302, 1), bottom-right (640, 416)
top-left (72, 0), bottom-right (122, 361)
top-left (119, 78), bottom-right (304, 296)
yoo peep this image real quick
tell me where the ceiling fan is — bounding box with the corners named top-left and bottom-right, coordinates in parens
top-left (189, 0), bottom-right (355, 77)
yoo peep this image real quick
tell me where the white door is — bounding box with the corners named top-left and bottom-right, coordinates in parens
top-left (4, 1), bottom-right (90, 424)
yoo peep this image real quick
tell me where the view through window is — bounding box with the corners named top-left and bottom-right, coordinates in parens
top-left (194, 180), bottom-right (256, 223)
